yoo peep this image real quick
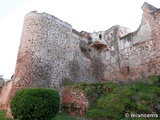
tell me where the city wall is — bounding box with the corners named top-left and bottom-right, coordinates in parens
top-left (101, 2), bottom-right (160, 81)
top-left (0, 2), bottom-right (159, 117)
top-left (10, 11), bottom-right (103, 93)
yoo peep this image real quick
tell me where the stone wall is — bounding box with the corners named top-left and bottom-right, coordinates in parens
top-left (2, 11), bottom-right (80, 117)
top-left (8, 3), bottom-right (160, 95)
top-left (3, 2), bottom-right (160, 118)
top-left (9, 11), bottom-right (102, 94)
top-left (0, 81), bottom-right (12, 110)
top-left (62, 86), bottom-right (89, 116)
top-left (5, 10), bottom-right (104, 117)
top-left (102, 2), bottom-right (160, 81)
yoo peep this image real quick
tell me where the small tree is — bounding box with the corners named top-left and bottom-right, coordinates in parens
top-left (10, 88), bottom-right (60, 120)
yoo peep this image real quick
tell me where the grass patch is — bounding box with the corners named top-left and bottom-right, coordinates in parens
top-left (0, 110), bottom-right (12, 120)
top-left (0, 110), bottom-right (91, 120)
top-left (52, 113), bottom-right (76, 120)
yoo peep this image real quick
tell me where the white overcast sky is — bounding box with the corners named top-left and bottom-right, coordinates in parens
top-left (0, 0), bottom-right (159, 79)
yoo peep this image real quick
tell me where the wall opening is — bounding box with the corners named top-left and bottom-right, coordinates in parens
top-left (127, 66), bottom-right (130, 73)
top-left (99, 34), bottom-right (102, 40)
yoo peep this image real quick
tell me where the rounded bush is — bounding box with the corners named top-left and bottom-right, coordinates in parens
top-left (10, 88), bottom-right (60, 120)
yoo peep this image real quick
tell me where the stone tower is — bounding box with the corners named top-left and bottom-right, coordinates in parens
top-left (4, 2), bottom-right (160, 118)
top-left (6, 11), bottom-right (104, 117)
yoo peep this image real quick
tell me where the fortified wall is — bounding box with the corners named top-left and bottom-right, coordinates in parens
top-left (9, 11), bottom-right (104, 93)
top-left (0, 2), bottom-right (160, 117)
top-left (101, 2), bottom-right (160, 81)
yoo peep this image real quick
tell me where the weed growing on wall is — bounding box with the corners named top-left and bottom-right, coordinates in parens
top-left (62, 77), bottom-right (74, 86)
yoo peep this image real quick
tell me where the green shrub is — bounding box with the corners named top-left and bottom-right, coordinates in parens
top-left (70, 81), bottom-right (120, 108)
top-left (86, 78), bottom-right (160, 120)
top-left (10, 88), bottom-right (60, 120)
top-left (60, 77), bottom-right (160, 119)
top-left (86, 108), bottom-right (112, 119)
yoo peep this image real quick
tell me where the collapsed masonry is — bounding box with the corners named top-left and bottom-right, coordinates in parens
top-left (0, 2), bottom-right (160, 117)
